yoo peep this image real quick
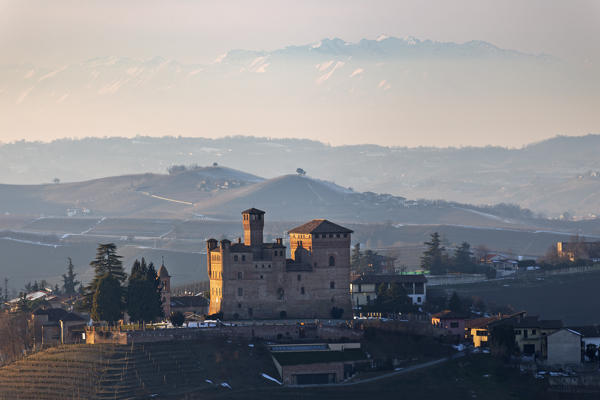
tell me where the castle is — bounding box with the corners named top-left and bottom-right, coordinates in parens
top-left (207, 208), bottom-right (353, 320)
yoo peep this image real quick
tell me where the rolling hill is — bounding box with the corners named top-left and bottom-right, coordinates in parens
top-left (1, 135), bottom-right (599, 217)
top-left (0, 166), bottom-right (537, 227)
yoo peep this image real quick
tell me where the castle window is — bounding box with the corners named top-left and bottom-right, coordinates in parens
top-left (268, 264), bottom-right (271, 268)
top-left (237, 272), bottom-right (242, 280)
top-left (343, 234), bottom-right (348, 238)
top-left (329, 256), bottom-right (335, 266)
top-left (234, 255), bottom-right (238, 262)
top-left (330, 281), bottom-right (335, 289)
top-left (297, 274), bottom-right (301, 281)
top-left (301, 287), bottom-right (305, 295)
top-left (336, 234), bottom-right (340, 238)
top-left (238, 303), bottom-right (242, 308)
top-left (238, 288), bottom-right (243, 296)
top-left (260, 275), bottom-right (263, 279)
top-left (242, 255), bottom-right (246, 261)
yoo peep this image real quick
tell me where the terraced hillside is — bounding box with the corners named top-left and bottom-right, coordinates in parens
top-left (0, 338), bottom-right (278, 400)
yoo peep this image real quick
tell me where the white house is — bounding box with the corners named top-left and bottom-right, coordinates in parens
top-left (350, 274), bottom-right (427, 307)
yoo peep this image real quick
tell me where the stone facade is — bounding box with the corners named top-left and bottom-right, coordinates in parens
top-left (207, 208), bottom-right (353, 320)
top-left (158, 264), bottom-right (171, 317)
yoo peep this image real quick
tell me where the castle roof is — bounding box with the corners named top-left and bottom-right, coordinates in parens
top-left (158, 264), bottom-right (170, 278)
top-left (288, 219), bottom-right (353, 235)
top-left (242, 208), bottom-right (265, 215)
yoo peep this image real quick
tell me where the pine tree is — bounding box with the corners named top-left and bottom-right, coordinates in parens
top-left (62, 257), bottom-right (80, 296)
top-left (421, 232), bottom-right (446, 275)
top-left (83, 243), bottom-right (126, 312)
top-left (453, 242), bottom-right (474, 271)
top-left (448, 291), bottom-right (464, 313)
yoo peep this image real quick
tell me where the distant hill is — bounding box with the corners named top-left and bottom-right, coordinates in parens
top-left (0, 166), bottom-right (543, 227)
top-left (1, 135), bottom-right (599, 217)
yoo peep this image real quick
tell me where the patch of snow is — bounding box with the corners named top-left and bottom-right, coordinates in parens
top-left (376, 34), bottom-right (389, 42)
top-left (220, 382), bottom-right (232, 389)
top-left (261, 373), bottom-right (282, 385)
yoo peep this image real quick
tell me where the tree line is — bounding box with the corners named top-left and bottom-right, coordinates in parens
top-left (420, 232), bottom-right (495, 277)
top-left (79, 243), bottom-right (165, 324)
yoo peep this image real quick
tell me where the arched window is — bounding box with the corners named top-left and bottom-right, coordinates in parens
top-left (329, 255), bottom-right (335, 266)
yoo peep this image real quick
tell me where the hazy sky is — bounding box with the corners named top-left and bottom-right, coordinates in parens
top-left (1, 0), bottom-right (599, 146)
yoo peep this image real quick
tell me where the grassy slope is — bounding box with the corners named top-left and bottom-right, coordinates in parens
top-left (451, 270), bottom-right (600, 325)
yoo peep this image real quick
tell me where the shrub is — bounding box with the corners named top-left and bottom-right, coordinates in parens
top-left (169, 311), bottom-right (185, 327)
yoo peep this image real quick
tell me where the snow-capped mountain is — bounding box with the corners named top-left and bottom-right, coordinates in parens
top-left (0, 35), bottom-right (593, 147)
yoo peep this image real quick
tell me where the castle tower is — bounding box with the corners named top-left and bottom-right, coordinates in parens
top-left (158, 262), bottom-right (171, 317)
top-left (242, 208), bottom-right (265, 246)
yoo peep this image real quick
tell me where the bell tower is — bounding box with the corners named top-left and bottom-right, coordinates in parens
top-left (242, 208), bottom-right (265, 246)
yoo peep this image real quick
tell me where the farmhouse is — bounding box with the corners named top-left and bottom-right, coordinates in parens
top-left (207, 208), bottom-right (353, 320)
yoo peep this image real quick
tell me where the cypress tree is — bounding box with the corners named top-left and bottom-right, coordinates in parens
top-left (92, 274), bottom-right (122, 324)
top-left (62, 257), bottom-right (80, 296)
top-left (127, 258), bottom-right (164, 323)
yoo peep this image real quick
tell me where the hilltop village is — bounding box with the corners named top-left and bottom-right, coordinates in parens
top-left (2, 208), bottom-right (600, 399)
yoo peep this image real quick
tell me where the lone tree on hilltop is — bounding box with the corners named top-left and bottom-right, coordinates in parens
top-left (92, 274), bottom-right (122, 324)
top-left (127, 258), bottom-right (164, 323)
top-left (421, 232), bottom-right (446, 275)
top-left (62, 257), bottom-right (80, 296)
top-left (82, 243), bottom-right (126, 314)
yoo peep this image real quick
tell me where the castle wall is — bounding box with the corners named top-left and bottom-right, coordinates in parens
top-left (208, 212), bottom-right (353, 320)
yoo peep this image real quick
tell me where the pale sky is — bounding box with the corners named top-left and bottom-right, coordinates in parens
top-left (0, 0), bottom-right (599, 146)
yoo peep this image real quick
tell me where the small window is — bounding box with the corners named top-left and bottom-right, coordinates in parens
top-left (330, 281), bottom-right (335, 289)
top-left (297, 274), bottom-right (302, 281)
top-left (417, 297), bottom-right (422, 303)
top-left (301, 287), bottom-right (305, 295)
top-left (450, 322), bottom-right (459, 328)
top-left (358, 284), bottom-right (362, 292)
top-left (234, 255), bottom-right (238, 262)
top-left (255, 264), bottom-right (258, 269)
top-left (248, 307), bottom-right (253, 316)
top-left (237, 272), bottom-right (242, 279)
top-left (329, 234), bottom-right (333, 238)
top-left (242, 255), bottom-right (246, 261)
top-left (260, 275), bottom-right (264, 279)
top-left (336, 234), bottom-right (340, 238)
top-left (238, 303), bottom-right (242, 308)
top-left (532, 329), bottom-right (536, 335)
top-left (329, 256), bottom-right (335, 266)
top-left (262, 264), bottom-right (265, 268)
top-left (343, 234), bottom-right (348, 238)
top-left (238, 288), bottom-right (243, 296)
top-left (268, 264), bottom-right (271, 268)
top-left (366, 295), bottom-right (371, 303)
